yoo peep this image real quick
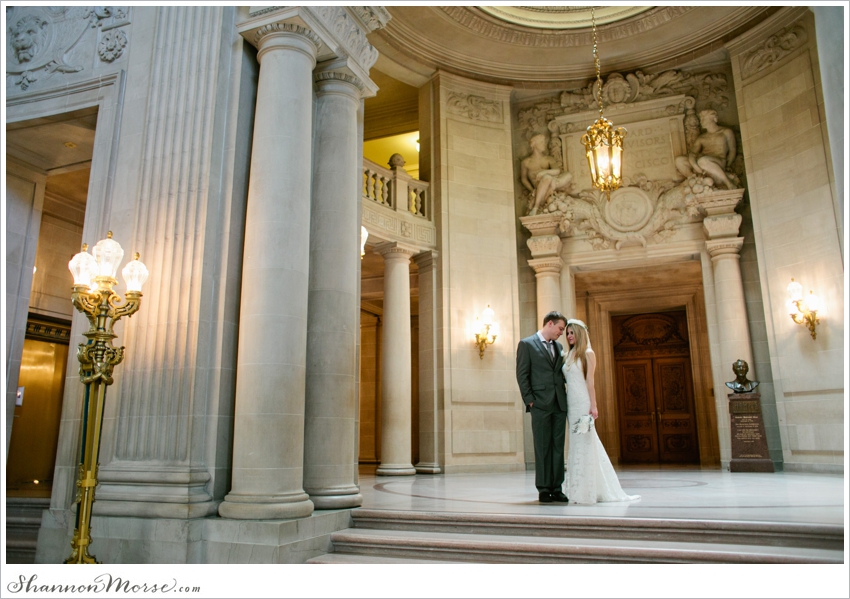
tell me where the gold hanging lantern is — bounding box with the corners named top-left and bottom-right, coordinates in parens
top-left (580, 8), bottom-right (626, 199)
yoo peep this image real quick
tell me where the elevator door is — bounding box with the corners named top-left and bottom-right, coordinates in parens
top-left (613, 311), bottom-right (699, 464)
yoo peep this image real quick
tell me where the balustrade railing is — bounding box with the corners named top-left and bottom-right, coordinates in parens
top-left (362, 158), bottom-right (431, 221)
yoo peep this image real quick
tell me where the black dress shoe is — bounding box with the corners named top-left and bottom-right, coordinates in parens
top-left (538, 491), bottom-right (553, 503)
top-left (550, 491), bottom-right (569, 503)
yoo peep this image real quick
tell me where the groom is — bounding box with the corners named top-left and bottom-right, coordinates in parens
top-left (516, 311), bottom-right (569, 503)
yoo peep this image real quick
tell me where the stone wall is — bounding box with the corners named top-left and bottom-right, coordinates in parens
top-left (726, 7), bottom-right (844, 473)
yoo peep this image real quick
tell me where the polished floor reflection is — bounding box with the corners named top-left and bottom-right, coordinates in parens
top-left (358, 467), bottom-right (845, 525)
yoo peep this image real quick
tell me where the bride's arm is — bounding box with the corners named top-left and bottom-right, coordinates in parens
top-left (586, 350), bottom-right (598, 419)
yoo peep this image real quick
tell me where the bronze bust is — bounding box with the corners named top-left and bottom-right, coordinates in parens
top-left (726, 359), bottom-right (759, 393)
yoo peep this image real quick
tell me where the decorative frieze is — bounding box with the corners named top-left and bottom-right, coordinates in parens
top-left (446, 91), bottom-right (503, 123)
top-left (315, 70), bottom-right (364, 90)
top-left (363, 202), bottom-right (436, 249)
top-left (740, 24), bottom-right (807, 80)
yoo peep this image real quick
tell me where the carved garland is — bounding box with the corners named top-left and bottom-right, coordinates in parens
top-left (312, 6), bottom-right (380, 70)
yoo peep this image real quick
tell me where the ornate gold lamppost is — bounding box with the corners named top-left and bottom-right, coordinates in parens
top-left (581, 7), bottom-right (627, 198)
top-left (65, 232), bottom-right (148, 564)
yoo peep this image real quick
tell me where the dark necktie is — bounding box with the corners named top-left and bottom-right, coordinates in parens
top-left (547, 340), bottom-right (555, 359)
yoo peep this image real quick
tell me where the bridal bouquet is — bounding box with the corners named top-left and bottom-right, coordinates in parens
top-left (571, 414), bottom-right (595, 435)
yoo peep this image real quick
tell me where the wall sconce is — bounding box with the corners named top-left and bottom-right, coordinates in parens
top-left (787, 278), bottom-right (820, 339)
top-left (360, 226), bottom-right (368, 259)
top-left (474, 305), bottom-right (498, 359)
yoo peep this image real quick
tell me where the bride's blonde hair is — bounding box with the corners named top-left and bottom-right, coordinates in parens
top-left (566, 319), bottom-right (590, 379)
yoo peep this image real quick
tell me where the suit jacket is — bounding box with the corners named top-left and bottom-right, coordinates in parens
top-left (516, 334), bottom-right (567, 413)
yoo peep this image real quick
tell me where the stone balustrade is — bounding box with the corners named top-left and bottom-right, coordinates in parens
top-left (362, 158), bottom-right (436, 250)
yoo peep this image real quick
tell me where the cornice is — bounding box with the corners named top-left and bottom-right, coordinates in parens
top-left (375, 7), bottom-right (776, 86)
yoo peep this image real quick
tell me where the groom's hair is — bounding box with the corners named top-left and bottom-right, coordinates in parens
top-left (542, 311), bottom-right (566, 327)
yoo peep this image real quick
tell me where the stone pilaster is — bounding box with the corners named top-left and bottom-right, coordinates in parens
top-left (219, 23), bottom-right (321, 520)
top-left (413, 250), bottom-right (441, 474)
top-left (374, 242), bottom-right (417, 476)
top-left (302, 72), bottom-right (364, 510)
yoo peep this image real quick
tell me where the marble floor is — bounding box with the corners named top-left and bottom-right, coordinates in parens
top-left (358, 466), bottom-right (845, 526)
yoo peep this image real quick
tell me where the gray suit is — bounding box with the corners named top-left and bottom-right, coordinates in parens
top-left (516, 333), bottom-right (568, 493)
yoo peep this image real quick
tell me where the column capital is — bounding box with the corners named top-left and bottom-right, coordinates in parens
top-left (374, 241), bottom-right (418, 259)
top-left (695, 188), bottom-right (745, 216)
top-left (315, 71), bottom-right (365, 99)
top-left (412, 249), bottom-right (439, 270)
top-left (519, 213), bottom-right (562, 237)
top-left (526, 234), bottom-right (562, 259)
top-left (528, 257), bottom-right (563, 275)
top-left (703, 213), bottom-right (743, 240)
top-left (706, 237), bottom-right (744, 259)
top-left (254, 23), bottom-right (321, 64)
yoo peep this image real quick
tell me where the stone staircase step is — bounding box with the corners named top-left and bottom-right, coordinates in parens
top-left (306, 553), bottom-right (463, 564)
top-left (5, 498), bottom-right (50, 564)
top-left (329, 528), bottom-right (844, 564)
top-left (351, 509), bottom-right (844, 550)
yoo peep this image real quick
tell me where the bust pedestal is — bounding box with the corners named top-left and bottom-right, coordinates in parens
top-left (728, 392), bottom-right (774, 473)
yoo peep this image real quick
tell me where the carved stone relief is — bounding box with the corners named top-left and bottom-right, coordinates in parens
top-left (312, 6), bottom-right (380, 70)
top-left (516, 67), bottom-right (746, 251)
top-left (6, 6), bottom-right (131, 91)
top-left (518, 68), bottom-right (731, 140)
top-left (740, 24), bottom-right (807, 79)
top-left (446, 91), bottom-right (503, 123)
top-left (98, 29), bottom-right (127, 63)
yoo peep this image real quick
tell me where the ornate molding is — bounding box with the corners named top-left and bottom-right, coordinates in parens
top-left (311, 6), bottom-right (379, 70)
top-left (98, 29), bottom-right (127, 62)
top-left (740, 24), bottom-right (807, 79)
top-left (315, 70), bottom-right (364, 90)
top-left (703, 213), bottom-right (743, 240)
top-left (518, 68), bottom-right (730, 139)
top-left (373, 241), bottom-right (418, 258)
top-left (349, 7), bottom-right (391, 32)
top-left (706, 237), bottom-right (744, 257)
top-left (446, 91), bottom-right (503, 123)
top-left (254, 22), bottom-right (322, 49)
top-left (439, 6), bottom-right (693, 48)
top-left (527, 257), bottom-right (563, 275)
top-left (363, 201), bottom-right (436, 250)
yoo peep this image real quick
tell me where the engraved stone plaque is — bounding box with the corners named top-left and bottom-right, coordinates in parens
top-left (728, 392), bottom-right (774, 473)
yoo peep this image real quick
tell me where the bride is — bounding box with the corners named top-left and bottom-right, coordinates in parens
top-left (562, 319), bottom-right (640, 505)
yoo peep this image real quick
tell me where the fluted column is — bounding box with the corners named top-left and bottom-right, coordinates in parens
top-left (219, 23), bottom-right (320, 520)
top-left (374, 242), bottom-right (417, 476)
top-left (302, 72), bottom-right (364, 509)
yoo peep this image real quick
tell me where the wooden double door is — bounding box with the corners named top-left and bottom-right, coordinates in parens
top-left (612, 311), bottom-right (699, 464)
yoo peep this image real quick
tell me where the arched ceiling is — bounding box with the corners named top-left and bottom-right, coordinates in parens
top-left (369, 6), bottom-right (781, 90)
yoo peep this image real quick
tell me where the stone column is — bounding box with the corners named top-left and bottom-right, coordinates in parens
top-left (374, 242), bottom-right (417, 476)
top-left (413, 250), bottom-right (441, 474)
top-left (699, 190), bottom-right (755, 376)
top-left (219, 24), bottom-right (320, 520)
top-left (521, 214), bottom-right (565, 324)
top-left (302, 72), bottom-right (364, 510)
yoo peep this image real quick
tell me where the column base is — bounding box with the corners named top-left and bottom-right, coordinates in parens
top-left (415, 463), bottom-right (442, 474)
top-left (309, 492), bottom-right (363, 510)
top-left (218, 492), bottom-right (314, 520)
top-left (375, 464), bottom-right (416, 476)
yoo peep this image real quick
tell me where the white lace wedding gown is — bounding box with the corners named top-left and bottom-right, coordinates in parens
top-left (563, 354), bottom-right (640, 505)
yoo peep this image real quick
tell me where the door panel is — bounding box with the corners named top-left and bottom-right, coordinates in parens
top-left (617, 359), bottom-right (658, 462)
top-left (612, 311), bottom-right (699, 465)
top-left (654, 357), bottom-right (699, 463)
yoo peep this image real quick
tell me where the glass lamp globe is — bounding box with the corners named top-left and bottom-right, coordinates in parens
top-left (787, 279), bottom-right (803, 302)
top-left (68, 244), bottom-right (97, 288)
top-left (481, 305), bottom-right (495, 327)
top-left (805, 291), bottom-right (820, 313)
top-left (92, 232), bottom-right (124, 278)
top-left (122, 253), bottom-right (149, 292)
